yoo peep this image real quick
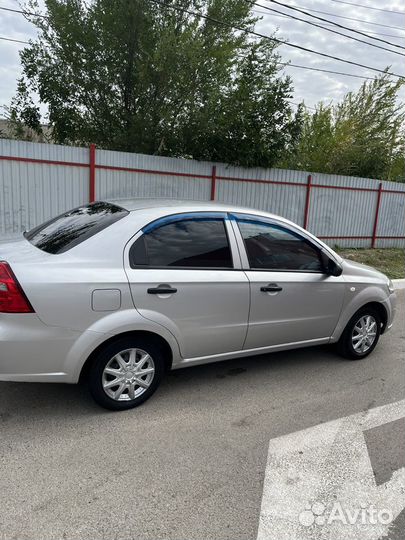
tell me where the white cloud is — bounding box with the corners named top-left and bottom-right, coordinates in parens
top-left (0, 0), bottom-right (403, 115)
top-left (0, 0), bottom-right (39, 103)
top-left (256, 0), bottom-right (405, 106)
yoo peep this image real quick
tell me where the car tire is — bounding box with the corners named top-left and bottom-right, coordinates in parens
top-left (337, 307), bottom-right (382, 360)
top-left (88, 337), bottom-right (166, 410)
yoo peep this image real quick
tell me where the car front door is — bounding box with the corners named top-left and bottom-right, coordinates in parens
top-left (124, 212), bottom-right (250, 359)
top-left (231, 214), bottom-right (345, 349)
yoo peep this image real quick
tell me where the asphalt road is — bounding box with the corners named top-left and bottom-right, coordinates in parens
top-left (0, 291), bottom-right (404, 540)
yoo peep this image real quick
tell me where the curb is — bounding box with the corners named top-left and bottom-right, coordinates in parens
top-left (393, 279), bottom-right (405, 290)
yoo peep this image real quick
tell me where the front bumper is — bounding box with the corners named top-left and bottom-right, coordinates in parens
top-left (381, 292), bottom-right (397, 333)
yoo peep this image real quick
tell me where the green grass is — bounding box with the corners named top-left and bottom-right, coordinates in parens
top-left (335, 248), bottom-right (405, 279)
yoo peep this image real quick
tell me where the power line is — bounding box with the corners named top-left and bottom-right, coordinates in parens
top-left (238, 52), bottom-right (377, 80)
top-left (242, 53), bottom-right (375, 79)
top-left (285, 62), bottom-right (374, 80)
top-left (282, 3), bottom-right (405, 32)
top-left (0, 2), bottom-right (401, 81)
top-left (0, 5), bottom-right (47, 18)
top-left (291, 101), bottom-right (317, 110)
top-left (332, 28), bottom-right (404, 40)
top-left (253, 9), bottom-right (405, 40)
top-left (2, 2), bottom-right (403, 42)
top-left (149, 0), bottom-right (405, 79)
top-left (0, 38), bottom-right (377, 83)
top-left (0, 35), bottom-right (29, 44)
top-left (2, 1), bottom-right (404, 33)
top-left (329, 0), bottom-right (405, 16)
top-left (250, 1), bottom-right (405, 57)
top-left (263, 1), bottom-right (405, 50)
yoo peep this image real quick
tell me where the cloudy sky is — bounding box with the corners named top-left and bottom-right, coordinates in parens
top-left (0, 0), bottom-right (404, 118)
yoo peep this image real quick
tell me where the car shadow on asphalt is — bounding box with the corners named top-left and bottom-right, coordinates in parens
top-left (0, 344), bottom-right (343, 418)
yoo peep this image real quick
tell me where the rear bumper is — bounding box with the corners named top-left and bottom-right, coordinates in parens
top-left (0, 314), bottom-right (79, 382)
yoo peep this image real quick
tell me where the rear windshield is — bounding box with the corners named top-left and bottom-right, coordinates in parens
top-left (24, 202), bottom-right (129, 254)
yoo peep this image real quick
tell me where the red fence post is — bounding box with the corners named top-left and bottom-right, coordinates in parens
top-left (89, 143), bottom-right (96, 203)
top-left (371, 182), bottom-right (383, 248)
top-left (210, 165), bottom-right (217, 201)
top-left (303, 174), bottom-right (312, 230)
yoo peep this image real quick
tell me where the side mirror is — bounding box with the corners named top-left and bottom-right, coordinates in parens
top-left (321, 252), bottom-right (343, 277)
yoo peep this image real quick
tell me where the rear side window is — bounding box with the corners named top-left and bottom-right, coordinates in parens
top-left (130, 217), bottom-right (233, 268)
top-left (25, 202), bottom-right (129, 254)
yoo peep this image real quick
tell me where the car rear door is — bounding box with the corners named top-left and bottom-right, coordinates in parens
top-left (124, 212), bottom-right (250, 359)
top-left (231, 214), bottom-right (345, 349)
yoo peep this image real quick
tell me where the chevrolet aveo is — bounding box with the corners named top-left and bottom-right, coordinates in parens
top-left (0, 199), bottom-right (397, 410)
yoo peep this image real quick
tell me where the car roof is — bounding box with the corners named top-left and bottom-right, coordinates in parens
top-left (108, 197), bottom-right (277, 216)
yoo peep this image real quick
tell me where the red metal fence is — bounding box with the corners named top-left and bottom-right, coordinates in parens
top-left (1, 143), bottom-right (405, 247)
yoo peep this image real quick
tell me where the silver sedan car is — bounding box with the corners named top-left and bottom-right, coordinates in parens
top-left (0, 199), bottom-right (396, 410)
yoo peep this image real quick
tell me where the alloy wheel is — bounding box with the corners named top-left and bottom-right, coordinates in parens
top-left (351, 315), bottom-right (377, 354)
top-left (102, 348), bottom-right (155, 401)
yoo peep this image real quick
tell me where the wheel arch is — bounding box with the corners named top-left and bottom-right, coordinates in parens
top-left (358, 301), bottom-right (388, 333)
top-left (332, 290), bottom-right (390, 343)
top-left (79, 330), bottom-right (173, 382)
top-left (334, 300), bottom-right (388, 342)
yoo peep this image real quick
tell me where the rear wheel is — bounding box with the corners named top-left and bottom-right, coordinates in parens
top-left (88, 337), bottom-right (165, 410)
top-left (337, 307), bottom-right (381, 360)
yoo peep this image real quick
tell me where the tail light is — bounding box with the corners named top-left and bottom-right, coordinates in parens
top-left (0, 261), bottom-right (34, 313)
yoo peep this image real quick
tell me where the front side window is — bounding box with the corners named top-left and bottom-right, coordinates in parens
top-left (237, 218), bottom-right (323, 272)
top-left (130, 216), bottom-right (233, 268)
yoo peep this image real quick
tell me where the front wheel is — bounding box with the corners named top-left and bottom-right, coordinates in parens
top-left (88, 337), bottom-right (165, 410)
top-left (337, 308), bottom-right (381, 360)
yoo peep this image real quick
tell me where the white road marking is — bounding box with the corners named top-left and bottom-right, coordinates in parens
top-left (257, 400), bottom-right (405, 540)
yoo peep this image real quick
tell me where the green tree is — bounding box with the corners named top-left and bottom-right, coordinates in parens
top-left (10, 0), bottom-right (301, 167)
top-left (281, 74), bottom-right (405, 182)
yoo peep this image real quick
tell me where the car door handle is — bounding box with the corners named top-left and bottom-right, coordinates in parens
top-left (147, 287), bottom-right (178, 295)
top-left (261, 284), bottom-right (283, 292)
